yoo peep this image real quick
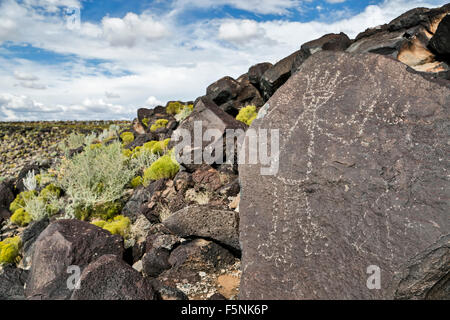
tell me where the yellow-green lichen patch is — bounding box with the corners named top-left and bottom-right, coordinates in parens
top-left (236, 105), bottom-right (258, 126)
top-left (10, 208), bottom-right (32, 227)
top-left (143, 154), bottom-right (179, 185)
top-left (0, 236), bottom-right (21, 265)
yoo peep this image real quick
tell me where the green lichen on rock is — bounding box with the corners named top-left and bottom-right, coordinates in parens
top-left (0, 236), bottom-right (21, 265)
top-left (143, 154), bottom-right (179, 185)
top-left (236, 105), bottom-right (258, 126)
top-left (10, 208), bottom-right (32, 227)
top-left (92, 215), bottom-right (131, 238)
top-left (150, 119), bottom-right (169, 132)
top-left (120, 132), bottom-right (135, 145)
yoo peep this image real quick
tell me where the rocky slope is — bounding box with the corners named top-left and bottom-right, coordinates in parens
top-left (0, 5), bottom-right (449, 300)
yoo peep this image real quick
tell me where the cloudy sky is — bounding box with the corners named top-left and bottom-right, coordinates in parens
top-left (0, 0), bottom-right (448, 121)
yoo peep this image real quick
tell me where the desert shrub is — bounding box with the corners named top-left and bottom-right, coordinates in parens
top-left (143, 138), bottom-right (170, 155)
top-left (23, 193), bottom-right (62, 221)
top-left (10, 208), bottom-right (32, 227)
top-left (120, 132), bottom-right (134, 145)
top-left (66, 132), bottom-right (85, 150)
top-left (23, 170), bottom-right (37, 191)
top-left (236, 105), bottom-right (258, 126)
top-left (9, 190), bottom-right (36, 213)
top-left (166, 101), bottom-right (184, 115)
top-left (58, 141), bottom-right (136, 219)
top-left (143, 154), bottom-right (179, 185)
top-left (0, 236), bottom-right (21, 265)
top-left (92, 215), bottom-right (130, 238)
top-left (39, 184), bottom-right (61, 201)
top-left (175, 105), bottom-right (194, 122)
top-left (142, 118), bottom-right (150, 127)
top-left (131, 176), bottom-right (143, 188)
top-left (74, 201), bottom-right (122, 221)
top-left (129, 147), bottom-right (159, 171)
top-left (150, 119), bottom-right (169, 132)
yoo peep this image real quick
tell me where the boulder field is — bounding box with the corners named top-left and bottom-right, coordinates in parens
top-left (0, 4), bottom-right (449, 300)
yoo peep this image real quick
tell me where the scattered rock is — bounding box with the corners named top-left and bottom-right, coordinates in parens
top-left (0, 265), bottom-right (28, 300)
top-left (163, 205), bottom-right (240, 251)
top-left (142, 247), bottom-right (172, 277)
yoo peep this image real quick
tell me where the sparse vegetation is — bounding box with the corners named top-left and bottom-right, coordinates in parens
top-left (142, 154), bottom-right (180, 185)
top-left (150, 119), bottom-right (169, 132)
top-left (236, 105), bottom-right (258, 126)
top-left (0, 236), bottom-right (21, 265)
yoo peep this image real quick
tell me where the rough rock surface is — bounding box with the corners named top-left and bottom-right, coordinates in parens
top-left (0, 265), bottom-right (28, 300)
top-left (292, 33), bottom-right (352, 73)
top-left (163, 205), bottom-right (240, 251)
top-left (393, 235), bottom-right (449, 300)
top-left (71, 254), bottom-right (155, 300)
top-left (259, 50), bottom-right (300, 100)
top-left (239, 51), bottom-right (450, 299)
top-left (25, 219), bottom-right (124, 300)
top-left (248, 62), bottom-right (273, 93)
top-left (429, 14), bottom-right (450, 57)
top-left (348, 5), bottom-right (450, 73)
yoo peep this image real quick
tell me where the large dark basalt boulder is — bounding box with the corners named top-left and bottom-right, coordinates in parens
top-left (239, 51), bottom-right (450, 299)
top-left (163, 205), bottom-right (240, 251)
top-left (429, 14), bottom-right (450, 58)
top-left (206, 75), bottom-right (264, 116)
top-left (248, 62), bottom-right (273, 92)
top-left (207, 76), bottom-right (241, 107)
top-left (259, 50), bottom-right (300, 100)
top-left (292, 33), bottom-right (352, 74)
top-left (71, 254), bottom-right (155, 300)
top-left (170, 97), bottom-right (247, 171)
top-left (25, 219), bottom-right (124, 300)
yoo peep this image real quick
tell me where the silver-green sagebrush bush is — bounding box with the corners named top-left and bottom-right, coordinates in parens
top-left (58, 141), bottom-right (136, 218)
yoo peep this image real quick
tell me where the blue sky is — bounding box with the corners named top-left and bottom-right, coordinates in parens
top-left (0, 0), bottom-right (448, 120)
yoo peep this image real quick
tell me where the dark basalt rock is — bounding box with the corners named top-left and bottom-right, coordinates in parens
top-left (142, 247), bottom-right (172, 277)
top-left (0, 265), bottom-right (28, 300)
top-left (163, 205), bottom-right (240, 251)
top-left (170, 97), bottom-right (247, 172)
top-left (429, 14), bottom-right (450, 58)
top-left (0, 180), bottom-right (14, 209)
top-left (259, 50), bottom-right (300, 101)
top-left (292, 33), bottom-right (352, 74)
top-left (71, 254), bottom-right (155, 300)
top-left (248, 62), bottom-right (273, 93)
top-left (25, 219), bottom-right (124, 300)
top-left (239, 51), bottom-right (450, 299)
top-left (393, 235), bottom-right (449, 300)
